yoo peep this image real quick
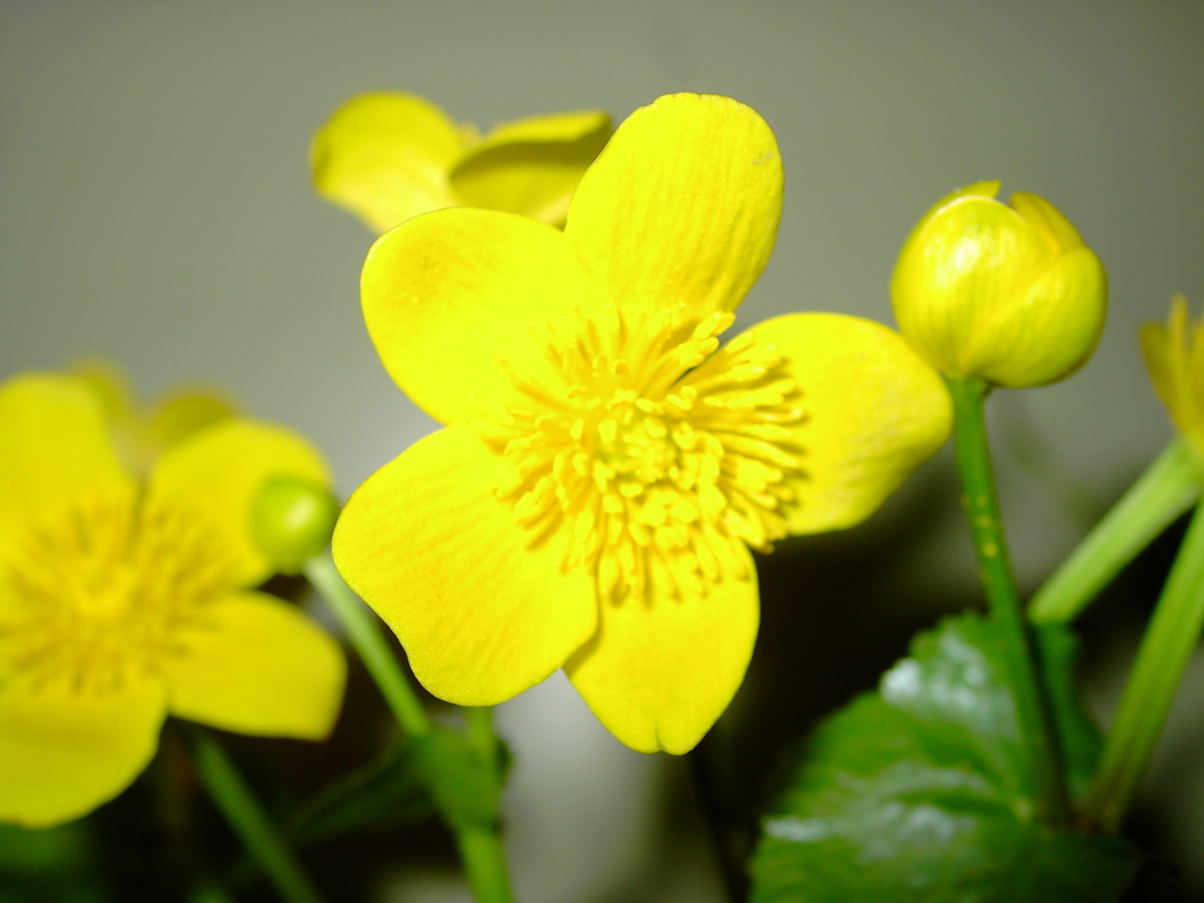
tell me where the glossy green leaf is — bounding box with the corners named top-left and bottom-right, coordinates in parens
top-left (750, 614), bottom-right (1140, 903)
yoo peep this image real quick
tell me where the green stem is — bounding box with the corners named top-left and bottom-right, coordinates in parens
top-left (304, 553), bottom-right (516, 903)
top-left (189, 728), bottom-right (324, 903)
top-left (456, 826), bottom-right (517, 903)
top-left (947, 376), bottom-right (1071, 826)
top-left (1030, 438), bottom-right (1202, 624)
top-left (304, 554), bottom-right (432, 737)
top-left (1082, 500), bottom-right (1204, 834)
top-left (465, 706), bottom-right (499, 762)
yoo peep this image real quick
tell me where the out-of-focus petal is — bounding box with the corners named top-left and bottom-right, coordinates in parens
top-left (148, 420), bottom-right (332, 587)
top-left (0, 374), bottom-right (131, 549)
top-left (451, 110), bottom-right (612, 226)
top-left (311, 92), bottom-right (464, 232)
top-left (164, 591), bottom-right (345, 740)
top-left (0, 672), bottom-right (166, 828)
top-left (333, 425), bottom-right (597, 706)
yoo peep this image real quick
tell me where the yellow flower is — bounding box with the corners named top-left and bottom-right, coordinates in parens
top-left (311, 91), bottom-right (612, 233)
top-left (333, 93), bottom-right (952, 754)
top-left (1142, 294), bottom-right (1204, 458)
top-left (70, 358), bottom-right (238, 475)
top-left (891, 182), bottom-right (1107, 388)
top-left (0, 373), bottom-right (346, 827)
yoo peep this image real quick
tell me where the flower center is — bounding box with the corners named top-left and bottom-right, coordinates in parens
top-left (1, 488), bottom-right (236, 694)
top-left (488, 303), bottom-right (806, 604)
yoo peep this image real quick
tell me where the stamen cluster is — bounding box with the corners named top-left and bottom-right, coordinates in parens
top-left (487, 303), bottom-right (807, 604)
top-left (3, 490), bottom-right (233, 694)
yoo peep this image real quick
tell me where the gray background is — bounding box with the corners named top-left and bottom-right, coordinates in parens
top-left (3, 2), bottom-right (1203, 900)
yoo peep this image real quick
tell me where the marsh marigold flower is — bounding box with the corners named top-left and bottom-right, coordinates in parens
top-left (1142, 294), bottom-right (1204, 459)
top-left (892, 182), bottom-right (1107, 388)
top-left (0, 374), bottom-right (345, 827)
top-left (311, 91), bottom-right (612, 233)
top-left (333, 93), bottom-right (952, 754)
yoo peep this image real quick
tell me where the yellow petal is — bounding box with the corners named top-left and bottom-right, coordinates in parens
top-left (1009, 191), bottom-right (1085, 253)
top-left (565, 92), bottom-right (782, 320)
top-left (982, 245), bottom-right (1107, 387)
top-left (333, 425), bottom-right (597, 706)
top-left (565, 546), bottom-right (759, 754)
top-left (361, 207), bottom-right (603, 424)
top-left (0, 374), bottom-right (131, 548)
top-left (144, 387), bottom-right (238, 454)
top-left (163, 591), bottom-right (345, 740)
top-left (148, 420), bottom-right (332, 587)
top-left (740, 313), bottom-right (952, 533)
top-left (0, 671), bottom-right (166, 827)
top-left (450, 110), bottom-right (612, 226)
top-left (69, 357), bottom-right (136, 425)
top-left (311, 92), bottom-right (464, 233)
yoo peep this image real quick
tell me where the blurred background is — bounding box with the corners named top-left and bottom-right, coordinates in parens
top-left (2, 1), bottom-right (1203, 900)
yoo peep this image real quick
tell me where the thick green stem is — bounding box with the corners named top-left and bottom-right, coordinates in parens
top-left (1082, 500), bottom-right (1204, 833)
top-left (947, 376), bottom-right (1071, 826)
top-left (189, 728), bottom-right (324, 903)
top-left (1030, 438), bottom-right (1202, 624)
top-left (304, 554), bottom-right (432, 737)
top-left (305, 553), bottom-right (516, 903)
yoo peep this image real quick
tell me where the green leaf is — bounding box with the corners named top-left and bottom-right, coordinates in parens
top-left (287, 737), bottom-right (435, 846)
top-left (750, 614), bottom-right (1140, 903)
top-left (287, 726), bottom-right (509, 846)
top-left (413, 726), bottom-right (507, 832)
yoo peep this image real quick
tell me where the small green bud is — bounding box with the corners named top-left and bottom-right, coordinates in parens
top-left (251, 475), bottom-right (340, 573)
top-left (891, 182), bottom-right (1107, 388)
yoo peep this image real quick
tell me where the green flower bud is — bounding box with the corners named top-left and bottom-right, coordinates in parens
top-left (251, 475), bottom-right (340, 573)
top-left (891, 182), bottom-right (1107, 388)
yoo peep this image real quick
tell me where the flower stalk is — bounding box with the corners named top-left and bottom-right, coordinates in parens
top-left (305, 554), bottom-right (432, 737)
top-left (1030, 437), bottom-right (1202, 624)
top-left (1082, 500), bottom-right (1204, 834)
top-left (305, 553), bottom-right (516, 903)
top-left (947, 376), bottom-right (1071, 826)
top-left (189, 727), bottom-right (324, 903)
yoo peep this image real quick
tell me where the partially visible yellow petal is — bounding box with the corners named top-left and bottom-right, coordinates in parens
top-left (144, 387), bottom-right (238, 455)
top-left (0, 374), bottom-right (131, 548)
top-left (0, 672), bottom-right (166, 827)
top-left (986, 246), bottom-right (1106, 387)
top-left (451, 110), bottom-right (612, 226)
top-left (332, 425), bottom-right (597, 707)
top-left (1142, 294), bottom-right (1204, 454)
top-left (69, 358), bottom-right (135, 426)
top-left (1010, 191), bottom-right (1085, 254)
top-left (565, 546), bottom-right (759, 755)
top-left (361, 207), bottom-right (603, 425)
top-left (311, 92), bottom-right (464, 233)
top-left (164, 591), bottom-right (345, 740)
top-left (566, 93), bottom-right (782, 320)
top-left (148, 420), bottom-right (332, 587)
top-left (740, 313), bottom-right (952, 534)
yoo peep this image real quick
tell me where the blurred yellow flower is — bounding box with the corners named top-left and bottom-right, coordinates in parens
top-left (892, 182), bottom-right (1107, 388)
top-left (311, 91), bottom-right (612, 233)
top-left (0, 373), bottom-right (345, 828)
top-left (71, 358), bottom-right (237, 475)
top-left (333, 93), bottom-right (951, 754)
top-left (1142, 294), bottom-right (1204, 458)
